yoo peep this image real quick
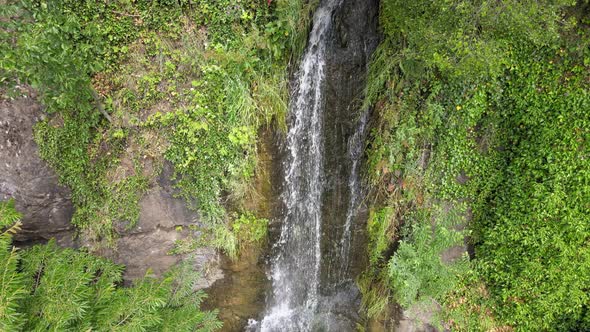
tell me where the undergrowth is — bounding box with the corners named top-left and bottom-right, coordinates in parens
top-left (0, 200), bottom-right (222, 331)
top-left (0, 0), bottom-right (315, 253)
top-left (362, 0), bottom-right (590, 330)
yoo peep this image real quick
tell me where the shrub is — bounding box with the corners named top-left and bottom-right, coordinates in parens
top-left (0, 200), bottom-right (222, 332)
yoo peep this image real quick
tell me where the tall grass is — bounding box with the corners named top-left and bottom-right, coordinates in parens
top-left (276, 0), bottom-right (319, 63)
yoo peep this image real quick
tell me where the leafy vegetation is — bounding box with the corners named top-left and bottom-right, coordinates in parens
top-left (1, 0), bottom-right (182, 246)
top-left (0, 2), bottom-right (314, 329)
top-left (6, 0), bottom-right (587, 329)
top-left (0, 0), bottom-right (313, 250)
top-left (169, 211), bottom-right (269, 260)
top-left (0, 200), bottom-right (221, 331)
top-left (362, 0), bottom-right (590, 330)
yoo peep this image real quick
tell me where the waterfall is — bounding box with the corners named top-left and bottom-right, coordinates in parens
top-left (259, 1), bottom-right (337, 330)
top-left (247, 0), bottom-right (377, 330)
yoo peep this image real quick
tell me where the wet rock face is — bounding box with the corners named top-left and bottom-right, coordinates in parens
top-left (203, 128), bottom-right (277, 330)
top-left (203, 247), bottom-right (268, 332)
top-left (320, 0), bottom-right (380, 288)
top-left (0, 94), bottom-right (74, 247)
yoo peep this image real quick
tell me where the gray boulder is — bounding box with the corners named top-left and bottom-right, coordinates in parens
top-left (0, 92), bottom-right (74, 246)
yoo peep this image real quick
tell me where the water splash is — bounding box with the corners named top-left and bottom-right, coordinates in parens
top-left (258, 1), bottom-right (339, 330)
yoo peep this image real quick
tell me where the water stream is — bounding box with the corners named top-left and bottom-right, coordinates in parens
top-left (248, 0), bottom-right (376, 330)
top-left (339, 110), bottom-right (369, 280)
top-left (259, 1), bottom-right (337, 329)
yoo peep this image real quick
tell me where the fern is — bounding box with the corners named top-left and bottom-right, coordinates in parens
top-left (0, 236), bottom-right (25, 331)
top-left (0, 200), bottom-right (21, 228)
top-left (0, 200), bottom-right (25, 331)
top-left (0, 200), bottom-right (221, 331)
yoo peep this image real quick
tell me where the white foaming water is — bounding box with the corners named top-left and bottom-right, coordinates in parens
top-left (258, 1), bottom-right (341, 330)
top-left (252, 0), bottom-right (373, 330)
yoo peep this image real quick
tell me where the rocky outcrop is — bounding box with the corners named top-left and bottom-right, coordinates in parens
top-left (99, 162), bottom-right (223, 285)
top-left (1, 92), bottom-right (221, 285)
top-left (0, 92), bottom-right (74, 247)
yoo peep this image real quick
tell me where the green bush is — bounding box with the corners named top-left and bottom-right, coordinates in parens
top-left (1, 0), bottom-right (310, 249)
top-left (363, 0), bottom-right (590, 329)
top-left (0, 200), bottom-right (221, 331)
top-left (388, 209), bottom-right (467, 309)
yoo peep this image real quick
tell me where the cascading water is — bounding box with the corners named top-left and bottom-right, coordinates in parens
top-left (247, 0), bottom-right (379, 330)
top-left (259, 1), bottom-right (337, 330)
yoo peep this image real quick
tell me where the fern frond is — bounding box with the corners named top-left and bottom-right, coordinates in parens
top-left (0, 225), bottom-right (26, 331)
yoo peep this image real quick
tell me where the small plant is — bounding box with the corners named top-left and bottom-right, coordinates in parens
top-left (232, 212), bottom-right (269, 247)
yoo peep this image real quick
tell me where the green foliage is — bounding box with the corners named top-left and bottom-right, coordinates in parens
top-left (0, 201), bottom-right (25, 331)
top-left (441, 270), bottom-right (500, 331)
top-left (156, 0), bottom-right (311, 223)
top-left (388, 208), bottom-right (467, 308)
top-left (470, 45), bottom-right (590, 331)
top-left (204, 212), bottom-right (268, 260)
top-left (366, 207), bottom-right (396, 266)
top-left (0, 200), bottom-right (21, 228)
top-left (0, 201), bottom-right (221, 332)
top-left (264, 0), bottom-right (318, 61)
top-left (1, 0), bottom-right (176, 246)
top-left (232, 212), bottom-right (269, 247)
top-left (169, 212), bottom-right (268, 260)
top-left (139, 0), bottom-right (311, 253)
top-left (1, 0), bottom-right (310, 248)
top-left (156, 59), bottom-right (261, 220)
top-left (364, 0), bottom-right (590, 329)
top-left (379, 0), bottom-right (575, 81)
top-left (358, 271), bottom-right (390, 319)
top-left (359, 207), bottom-right (398, 319)
top-left (209, 225), bottom-right (239, 261)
